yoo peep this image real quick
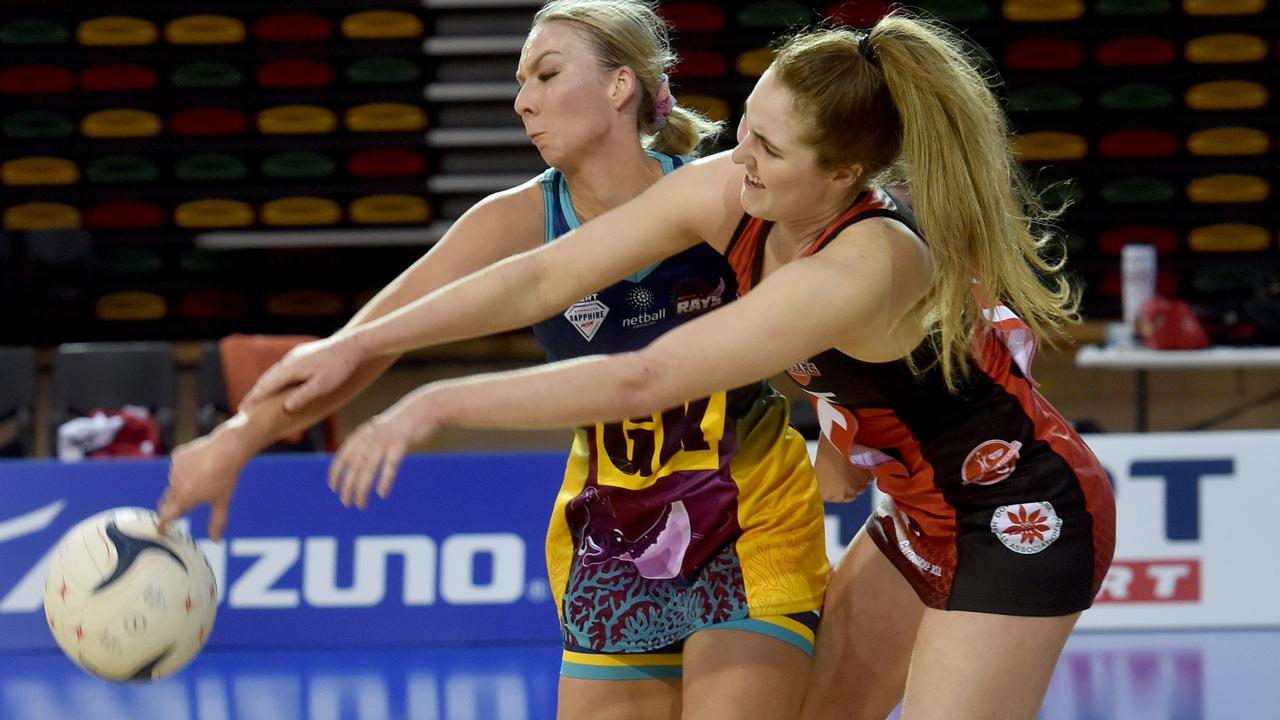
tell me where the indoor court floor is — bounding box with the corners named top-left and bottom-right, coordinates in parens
top-left (0, 628), bottom-right (1275, 719)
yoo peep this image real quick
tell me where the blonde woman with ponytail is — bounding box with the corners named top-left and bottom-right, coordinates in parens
top-left (160, 2), bottom-right (832, 718)
top-left (195, 8), bottom-right (1116, 718)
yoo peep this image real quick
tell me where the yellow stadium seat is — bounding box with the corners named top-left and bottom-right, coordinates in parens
top-left (3, 202), bottom-right (81, 230)
top-left (1186, 127), bottom-right (1269, 156)
top-left (1185, 34), bottom-right (1268, 64)
top-left (344, 103), bottom-right (426, 132)
top-left (340, 10), bottom-right (424, 40)
top-left (1185, 80), bottom-right (1268, 110)
top-left (681, 95), bottom-right (732, 122)
top-left (349, 195), bottom-right (430, 224)
top-left (266, 289), bottom-right (345, 317)
top-left (256, 105), bottom-right (338, 135)
top-left (261, 197), bottom-right (343, 226)
top-left (164, 15), bottom-right (246, 45)
top-left (735, 48), bottom-right (775, 77)
top-left (1183, 0), bottom-right (1265, 15)
top-left (81, 109), bottom-right (163, 138)
top-left (1188, 223), bottom-right (1270, 252)
top-left (1, 157), bottom-right (78, 186)
top-left (77, 17), bottom-right (158, 46)
top-left (1186, 174), bottom-right (1270, 204)
top-left (95, 291), bottom-right (167, 321)
top-left (174, 199), bottom-right (255, 228)
top-left (1013, 131), bottom-right (1087, 161)
top-left (1003, 0), bottom-right (1086, 22)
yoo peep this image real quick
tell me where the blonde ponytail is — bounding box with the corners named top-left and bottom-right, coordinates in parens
top-left (774, 12), bottom-right (1079, 390)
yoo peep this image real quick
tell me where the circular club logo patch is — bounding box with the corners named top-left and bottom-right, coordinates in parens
top-left (990, 501), bottom-right (1062, 554)
top-left (962, 439), bottom-right (1023, 486)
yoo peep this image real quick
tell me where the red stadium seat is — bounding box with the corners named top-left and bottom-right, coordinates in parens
top-left (1097, 129), bottom-right (1178, 158)
top-left (660, 4), bottom-right (726, 31)
top-left (347, 148), bottom-right (426, 178)
top-left (1098, 226), bottom-right (1179, 254)
top-left (0, 64), bottom-right (74, 94)
top-left (1094, 36), bottom-right (1177, 66)
top-left (85, 200), bottom-right (166, 230)
top-left (252, 13), bottom-right (333, 43)
top-left (169, 107), bottom-right (249, 137)
top-left (79, 63), bottom-right (158, 93)
top-left (673, 50), bottom-right (729, 79)
top-left (256, 59), bottom-right (334, 89)
top-left (824, 1), bottom-right (893, 26)
top-left (1004, 38), bottom-right (1086, 71)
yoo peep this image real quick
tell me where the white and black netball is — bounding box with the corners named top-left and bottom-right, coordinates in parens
top-left (42, 507), bottom-right (217, 681)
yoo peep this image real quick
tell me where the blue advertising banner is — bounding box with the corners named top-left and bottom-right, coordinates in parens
top-left (0, 453), bottom-right (873, 652)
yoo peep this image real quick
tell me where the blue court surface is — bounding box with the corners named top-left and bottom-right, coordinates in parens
top-left (1, 629), bottom-right (1276, 719)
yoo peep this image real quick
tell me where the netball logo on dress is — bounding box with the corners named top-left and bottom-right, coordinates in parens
top-left (990, 501), bottom-right (1062, 555)
top-left (961, 439), bottom-right (1022, 486)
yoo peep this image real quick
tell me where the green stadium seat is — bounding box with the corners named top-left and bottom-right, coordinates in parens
top-left (3, 111), bottom-right (75, 139)
top-left (1185, 34), bottom-right (1268, 63)
top-left (261, 151), bottom-right (337, 179)
top-left (179, 249), bottom-right (235, 275)
top-left (1007, 85), bottom-right (1083, 112)
top-left (175, 153), bottom-right (249, 182)
top-left (77, 17), bottom-right (158, 46)
top-left (1013, 131), bottom-right (1087, 161)
top-left (1183, 0), bottom-right (1265, 15)
top-left (98, 248), bottom-right (165, 274)
top-left (340, 10), bottom-right (424, 40)
top-left (261, 197), bottom-right (343, 227)
top-left (917, 0), bottom-right (992, 21)
top-left (170, 62), bottom-right (243, 89)
top-left (257, 105), bottom-right (339, 135)
top-left (0, 18), bottom-right (70, 45)
top-left (1186, 127), bottom-right (1269, 156)
top-left (1096, 0), bottom-right (1170, 15)
top-left (344, 103), bottom-right (426, 132)
top-left (0, 64), bottom-right (75, 95)
top-left (3, 202), bottom-right (81, 230)
top-left (81, 109), bottom-right (163, 138)
top-left (1101, 177), bottom-right (1177, 204)
top-left (87, 156), bottom-right (159, 184)
top-left (1097, 83), bottom-right (1175, 110)
top-left (1002, 0), bottom-right (1085, 22)
top-left (737, 2), bottom-right (814, 27)
top-left (345, 57), bottom-right (422, 85)
top-left (1185, 80), bottom-right (1268, 110)
top-left (174, 199), bottom-right (254, 228)
top-left (1188, 223), bottom-right (1270, 252)
top-left (349, 195), bottom-right (430, 224)
top-left (2, 157), bottom-right (78, 186)
top-left (1186, 174), bottom-right (1269, 203)
top-left (165, 15), bottom-right (246, 44)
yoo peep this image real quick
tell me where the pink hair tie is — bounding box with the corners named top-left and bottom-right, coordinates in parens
top-left (653, 72), bottom-right (676, 129)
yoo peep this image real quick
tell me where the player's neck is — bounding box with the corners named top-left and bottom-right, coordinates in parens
top-left (560, 141), bottom-right (664, 224)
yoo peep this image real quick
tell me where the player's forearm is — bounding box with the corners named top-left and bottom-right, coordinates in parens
top-left (219, 355), bottom-right (397, 454)
top-left (347, 250), bottom-right (559, 359)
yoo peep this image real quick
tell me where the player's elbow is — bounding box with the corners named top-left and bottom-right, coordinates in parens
top-left (614, 350), bottom-right (682, 417)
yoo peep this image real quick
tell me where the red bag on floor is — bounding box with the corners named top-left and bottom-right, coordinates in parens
top-left (1139, 297), bottom-right (1210, 350)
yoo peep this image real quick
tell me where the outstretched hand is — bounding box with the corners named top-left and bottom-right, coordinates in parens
top-left (157, 431), bottom-right (251, 542)
top-left (329, 392), bottom-right (441, 510)
top-left (243, 334), bottom-right (364, 413)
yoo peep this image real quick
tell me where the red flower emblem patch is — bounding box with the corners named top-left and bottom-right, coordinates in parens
top-left (990, 501), bottom-right (1062, 554)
